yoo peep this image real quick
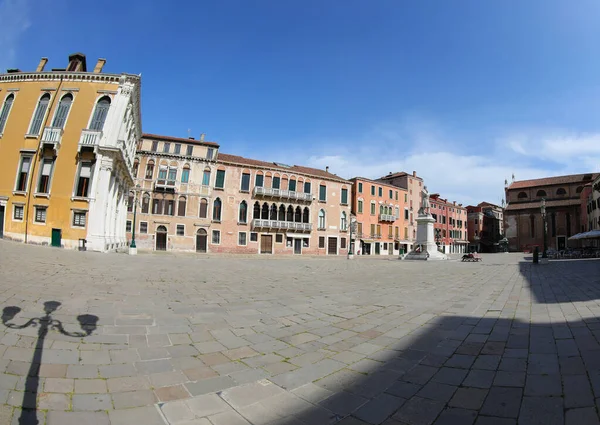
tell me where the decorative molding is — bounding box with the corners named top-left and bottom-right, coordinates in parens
top-left (62, 88), bottom-right (80, 92)
top-left (7, 88), bottom-right (20, 92)
top-left (97, 90), bottom-right (118, 95)
top-left (19, 148), bottom-right (37, 153)
top-left (0, 71), bottom-right (138, 85)
top-left (41, 87), bottom-right (57, 91)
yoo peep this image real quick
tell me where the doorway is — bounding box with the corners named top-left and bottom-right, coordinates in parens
top-left (375, 242), bottom-right (380, 255)
top-left (328, 237), bottom-right (337, 255)
top-left (156, 226), bottom-right (167, 251)
top-left (196, 228), bottom-right (207, 253)
top-left (51, 228), bottom-right (61, 247)
top-left (294, 239), bottom-right (302, 255)
top-left (557, 236), bottom-right (566, 251)
top-left (388, 243), bottom-right (394, 255)
top-left (260, 234), bottom-right (273, 254)
top-left (0, 205), bottom-right (4, 238)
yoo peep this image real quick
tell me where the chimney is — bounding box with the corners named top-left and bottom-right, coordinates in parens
top-left (200, 133), bottom-right (205, 142)
top-left (412, 171), bottom-right (417, 177)
top-left (36, 58), bottom-right (48, 72)
top-left (326, 166), bottom-right (329, 173)
top-left (188, 137), bottom-right (195, 140)
top-left (93, 58), bottom-right (106, 73)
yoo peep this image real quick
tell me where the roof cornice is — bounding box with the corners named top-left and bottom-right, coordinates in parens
top-left (0, 71), bottom-right (140, 85)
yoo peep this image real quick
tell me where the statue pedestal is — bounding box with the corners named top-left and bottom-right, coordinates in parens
top-left (403, 214), bottom-right (448, 261)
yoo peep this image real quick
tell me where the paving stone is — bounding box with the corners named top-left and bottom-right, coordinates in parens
top-left (155, 384), bottom-right (190, 402)
top-left (112, 389), bottom-right (157, 409)
top-left (448, 387), bottom-right (488, 410)
top-left (292, 382), bottom-right (334, 404)
top-left (209, 410), bottom-right (252, 425)
top-left (135, 359), bottom-right (174, 374)
top-left (524, 374), bottom-right (562, 396)
top-left (79, 350), bottom-right (111, 365)
top-left (402, 365), bottom-right (439, 384)
top-left (518, 396), bottom-right (563, 425)
top-left (416, 382), bottom-right (458, 403)
top-left (527, 353), bottom-right (559, 375)
top-left (319, 391), bottom-right (369, 416)
top-left (186, 393), bottom-right (231, 416)
top-left (565, 407), bottom-right (600, 425)
top-left (38, 364), bottom-right (67, 378)
top-left (480, 387), bottom-right (523, 418)
top-left (493, 371), bottom-right (526, 387)
top-left (107, 376), bottom-right (151, 392)
top-left (393, 396), bottom-right (445, 425)
top-left (563, 374), bottom-right (595, 408)
top-left (46, 411), bottom-right (110, 425)
top-left (473, 355), bottom-right (501, 370)
top-left (108, 406), bottom-right (166, 425)
top-left (183, 367), bottom-right (219, 381)
top-left (433, 407), bottom-right (477, 425)
top-left (44, 377), bottom-right (74, 393)
top-left (463, 370), bottom-right (496, 389)
top-left (220, 380), bottom-right (286, 409)
top-left (72, 394), bottom-right (112, 411)
top-left (431, 367), bottom-right (468, 385)
top-left (38, 392), bottom-right (70, 410)
top-left (354, 393), bottom-right (406, 424)
top-left (98, 363), bottom-right (137, 378)
top-left (185, 376), bottom-right (237, 396)
top-left (445, 354), bottom-right (476, 369)
top-left (67, 365), bottom-right (99, 379)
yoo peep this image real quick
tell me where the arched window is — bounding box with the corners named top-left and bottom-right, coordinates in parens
top-left (341, 211), bottom-right (347, 231)
top-left (556, 188), bottom-right (567, 196)
top-left (0, 93), bottom-right (14, 134)
top-left (52, 93), bottom-right (73, 129)
top-left (303, 207), bottom-right (310, 223)
top-left (253, 202), bottom-right (260, 219)
top-left (517, 192), bottom-right (528, 199)
top-left (287, 205), bottom-right (294, 222)
top-left (395, 207), bottom-right (399, 218)
top-left (261, 202), bottom-right (269, 220)
top-left (270, 203), bottom-right (278, 220)
top-left (145, 160), bottom-right (154, 179)
top-left (89, 96), bottom-right (111, 131)
top-left (380, 205), bottom-right (384, 214)
top-left (576, 186), bottom-right (583, 194)
top-left (536, 190), bottom-right (547, 197)
top-left (213, 198), bottom-right (222, 221)
top-left (181, 165), bottom-right (190, 183)
top-left (142, 193), bottom-right (150, 214)
top-left (279, 204), bottom-right (286, 221)
top-left (127, 191), bottom-right (134, 212)
top-left (178, 196), bottom-right (187, 217)
top-left (199, 198), bottom-right (208, 218)
top-left (202, 167), bottom-right (211, 186)
top-left (133, 159), bottom-right (139, 178)
top-left (289, 178), bottom-right (297, 192)
top-left (318, 209), bottom-right (326, 229)
top-left (29, 93), bottom-right (51, 135)
top-left (239, 201), bottom-right (247, 223)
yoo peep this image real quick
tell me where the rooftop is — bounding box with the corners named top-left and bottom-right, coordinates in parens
top-left (349, 176), bottom-right (408, 192)
top-left (505, 198), bottom-right (581, 211)
top-left (217, 153), bottom-right (349, 183)
top-left (142, 133), bottom-right (219, 148)
top-left (507, 173), bottom-right (598, 190)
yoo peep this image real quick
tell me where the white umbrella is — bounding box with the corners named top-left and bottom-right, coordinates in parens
top-left (582, 230), bottom-right (600, 239)
top-left (569, 232), bottom-right (586, 240)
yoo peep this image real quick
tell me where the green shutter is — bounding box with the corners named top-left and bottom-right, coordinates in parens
top-left (341, 189), bottom-right (348, 204)
top-left (216, 170), bottom-right (225, 188)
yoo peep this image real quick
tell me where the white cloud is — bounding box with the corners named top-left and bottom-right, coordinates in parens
top-left (268, 119), bottom-right (600, 207)
top-left (0, 0), bottom-right (31, 71)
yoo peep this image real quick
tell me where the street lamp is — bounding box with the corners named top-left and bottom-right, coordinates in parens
top-left (129, 184), bottom-right (141, 255)
top-left (541, 198), bottom-right (547, 259)
top-left (348, 216), bottom-right (356, 260)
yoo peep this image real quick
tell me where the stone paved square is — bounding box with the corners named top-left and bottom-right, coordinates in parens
top-left (1, 241), bottom-right (600, 424)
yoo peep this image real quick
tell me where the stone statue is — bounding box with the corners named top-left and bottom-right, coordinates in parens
top-left (420, 186), bottom-right (430, 215)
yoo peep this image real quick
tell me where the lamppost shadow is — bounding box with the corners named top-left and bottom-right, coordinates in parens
top-left (1, 301), bottom-right (99, 425)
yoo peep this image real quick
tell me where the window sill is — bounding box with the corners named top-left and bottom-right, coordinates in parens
top-left (24, 134), bottom-right (39, 139)
top-left (318, 200), bottom-right (327, 203)
top-left (12, 191), bottom-right (27, 196)
top-left (212, 220), bottom-right (221, 223)
top-left (238, 222), bottom-right (248, 225)
top-left (317, 227), bottom-right (326, 231)
top-left (71, 196), bottom-right (91, 202)
top-left (340, 203), bottom-right (348, 206)
top-left (239, 190), bottom-right (249, 193)
top-left (214, 187), bottom-right (224, 191)
top-left (34, 193), bottom-right (50, 199)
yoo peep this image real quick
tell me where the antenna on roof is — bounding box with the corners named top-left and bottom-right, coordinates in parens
top-left (512, 173), bottom-right (515, 182)
top-left (187, 129), bottom-right (191, 138)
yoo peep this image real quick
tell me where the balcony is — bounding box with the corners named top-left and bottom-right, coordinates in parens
top-left (379, 214), bottom-right (397, 222)
top-left (155, 179), bottom-right (177, 191)
top-left (253, 187), bottom-right (313, 202)
top-left (371, 234), bottom-right (382, 239)
top-left (252, 219), bottom-right (312, 232)
top-left (78, 129), bottom-right (102, 151)
top-left (41, 127), bottom-right (63, 151)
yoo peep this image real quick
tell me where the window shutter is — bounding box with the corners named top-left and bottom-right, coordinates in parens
top-left (42, 160), bottom-right (53, 175)
top-left (52, 96), bottom-right (72, 128)
top-left (215, 170), bottom-right (225, 188)
top-left (90, 99), bottom-right (110, 131)
top-left (0, 95), bottom-right (14, 133)
top-left (30, 95), bottom-right (50, 134)
top-left (21, 157), bottom-right (31, 172)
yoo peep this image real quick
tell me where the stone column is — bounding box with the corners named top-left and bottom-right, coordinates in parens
top-left (86, 156), bottom-right (113, 252)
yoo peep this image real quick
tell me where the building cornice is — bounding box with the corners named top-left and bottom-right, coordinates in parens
top-left (0, 71), bottom-right (140, 86)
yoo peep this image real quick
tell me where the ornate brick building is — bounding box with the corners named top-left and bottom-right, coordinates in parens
top-left (504, 173), bottom-right (598, 252)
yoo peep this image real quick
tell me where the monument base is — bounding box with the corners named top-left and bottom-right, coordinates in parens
top-left (402, 213), bottom-right (448, 261)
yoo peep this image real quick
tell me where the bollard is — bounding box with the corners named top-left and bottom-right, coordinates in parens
top-left (533, 246), bottom-right (539, 264)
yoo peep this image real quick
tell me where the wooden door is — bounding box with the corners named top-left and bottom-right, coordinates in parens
top-left (260, 235), bottom-right (273, 254)
top-left (196, 229), bottom-right (207, 253)
top-left (327, 237), bottom-right (337, 255)
top-left (51, 228), bottom-right (61, 247)
top-left (294, 239), bottom-right (302, 255)
top-left (375, 242), bottom-right (380, 255)
top-left (156, 226), bottom-right (167, 251)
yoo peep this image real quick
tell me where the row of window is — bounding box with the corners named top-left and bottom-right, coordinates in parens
top-left (0, 92), bottom-right (110, 137)
top-left (355, 223), bottom-right (410, 240)
top-left (356, 182), bottom-right (405, 202)
top-left (587, 198), bottom-right (600, 214)
top-left (148, 140), bottom-right (215, 160)
top-left (15, 155), bottom-right (92, 198)
top-left (356, 200), bottom-right (401, 218)
top-left (12, 204), bottom-right (86, 227)
top-left (518, 187), bottom-right (582, 200)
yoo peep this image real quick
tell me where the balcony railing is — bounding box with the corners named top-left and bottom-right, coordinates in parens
top-left (252, 219), bottom-right (312, 232)
top-left (379, 214), bottom-right (397, 222)
top-left (155, 179), bottom-right (177, 190)
top-left (41, 127), bottom-right (63, 148)
top-left (253, 187), bottom-right (313, 202)
top-left (370, 234), bottom-right (382, 239)
top-left (78, 129), bottom-right (103, 149)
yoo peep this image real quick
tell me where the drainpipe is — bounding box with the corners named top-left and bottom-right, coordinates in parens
top-left (24, 76), bottom-right (64, 244)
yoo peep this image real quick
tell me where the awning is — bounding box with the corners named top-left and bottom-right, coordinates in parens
top-left (581, 230), bottom-right (600, 239)
top-left (569, 232), bottom-right (588, 240)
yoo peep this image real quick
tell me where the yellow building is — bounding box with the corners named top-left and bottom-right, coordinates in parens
top-left (0, 53), bottom-right (142, 251)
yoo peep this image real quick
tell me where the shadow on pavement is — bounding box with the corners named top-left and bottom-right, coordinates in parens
top-left (1, 302), bottom-right (98, 425)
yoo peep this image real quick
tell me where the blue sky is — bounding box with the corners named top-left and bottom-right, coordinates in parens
top-left (2, 0), bottom-right (600, 204)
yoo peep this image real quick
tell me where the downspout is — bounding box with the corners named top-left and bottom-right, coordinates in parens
top-left (24, 75), bottom-right (64, 244)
